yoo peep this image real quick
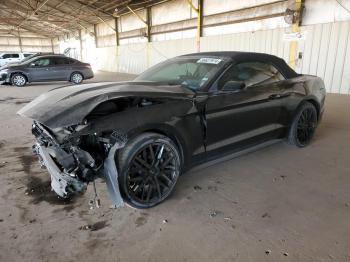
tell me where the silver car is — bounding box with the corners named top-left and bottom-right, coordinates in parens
top-left (0, 55), bottom-right (94, 86)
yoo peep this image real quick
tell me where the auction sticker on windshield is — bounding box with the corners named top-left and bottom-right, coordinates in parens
top-left (197, 58), bottom-right (222, 64)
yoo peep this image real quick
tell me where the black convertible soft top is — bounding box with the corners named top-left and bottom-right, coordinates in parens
top-left (182, 51), bottom-right (298, 79)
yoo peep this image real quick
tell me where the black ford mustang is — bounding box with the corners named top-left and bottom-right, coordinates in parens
top-left (18, 52), bottom-right (326, 208)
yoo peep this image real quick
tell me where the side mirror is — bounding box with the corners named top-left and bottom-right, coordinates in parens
top-left (222, 81), bottom-right (245, 92)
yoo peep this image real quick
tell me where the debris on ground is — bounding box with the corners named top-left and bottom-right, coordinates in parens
top-left (162, 219), bottom-right (168, 224)
top-left (80, 225), bottom-right (92, 230)
top-left (224, 217), bottom-right (232, 221)
top-left (193, 185), bottom-right (202, 191)
top-left (209, 210), bottom-right (222, 218)
top-left (265, 250), bottom-right (271, 255)
top-left (79, 220), bottom-right (108, 231)
top-left (283, 252), bottom-right (289, 256)
top-left (262, 212), bottom-right (271, 218)
top-left (207, 185), bottom-right (217, 191)
top-left (0, 219), bottom-right (3, 222)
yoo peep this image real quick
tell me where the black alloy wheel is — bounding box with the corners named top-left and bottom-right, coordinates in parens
top-left (288, 101), bottom-right (318, 147)
top-left (118, 133), bottom-right (181, 208)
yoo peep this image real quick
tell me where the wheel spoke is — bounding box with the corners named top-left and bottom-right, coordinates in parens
top-left (140, 187), bottom-right (145, 200)
top-left (131, 161), bottom-right (149, 173)
top-left (134, 180), bottom-right (146, 194)
top-left (157, 145), bottom-right (165, 160)
top-left (146, 185), bottom-right (153, 202)
top-left (135, 156), bottom-right (152, 169)
top-left (160, 172), bottom-right (172, 185)
top-left (161, 154), bottom-right (174, 169)
top-left (129, 176), bottom-right (143, 183)
top-left (149, 145), bottom-right (155, 163)
top-left (157, 177), bottom-right (169, 190)
top-left (153, 177), bottom-right (162, 199)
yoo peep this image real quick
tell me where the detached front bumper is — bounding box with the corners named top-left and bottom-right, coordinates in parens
top-left (33, 143), bottom-right (86, 198)
top-left (31, 121), bottom-right (125, 207)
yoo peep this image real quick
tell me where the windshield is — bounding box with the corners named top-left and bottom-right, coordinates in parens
top-left (135, 57), bottom-right (227, 91)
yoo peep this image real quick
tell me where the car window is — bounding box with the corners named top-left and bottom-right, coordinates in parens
top-left (51, 57), bottom-right (75, 65)
top-left (2, 54), bottom-right (12, 59)
top-left (136, 57), bottom-right (224, 91)
top-left (67, 58), bottom-right (76, 64)
top-left (31, 58), bottom-right (51, 67)
top-left (23, 54), bottom-right (32, 57)
top-left (51, 57), bottom-right (67, 65)
top-left (12, 54), bottom-right (19, 58)
top-left (218, 62), bottom-right (285, 90)
top-left (150, 63), bottom-right (197, 80)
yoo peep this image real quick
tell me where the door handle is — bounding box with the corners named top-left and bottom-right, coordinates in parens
top-left (269, 93), bottom-right (290, 100)
top-left (269, 94), bottom-right (282, 99)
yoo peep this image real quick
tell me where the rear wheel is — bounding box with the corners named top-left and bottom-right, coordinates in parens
top-left (288, 102), bottom-right (318, 147)
top-left (70, 72), bottom-right (83, 84)
top-left (118, 133), bottom-right (181, 208)
top-left (11, 73), bottom-right (27, 87)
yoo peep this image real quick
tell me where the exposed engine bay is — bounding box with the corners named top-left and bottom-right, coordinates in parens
top-left (31, 121), bottom-right (128, 207)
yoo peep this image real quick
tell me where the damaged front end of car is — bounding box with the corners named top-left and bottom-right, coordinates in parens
top-left (31, 121), bottom-right (127, 207)
top-left (17, 81), bottom-right (196, 208)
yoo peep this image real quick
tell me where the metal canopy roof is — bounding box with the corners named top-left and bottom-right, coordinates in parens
top-left (0, 0), bottom-right (168, 38)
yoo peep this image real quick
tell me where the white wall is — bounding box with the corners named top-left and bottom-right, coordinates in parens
top-left (57, 0), bottom-right (350, 94)
top-left (0, 36), bottom-right (52, 53)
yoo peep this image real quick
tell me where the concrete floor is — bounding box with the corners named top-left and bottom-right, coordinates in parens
top-left (0, 71), bottom-right (349, 262)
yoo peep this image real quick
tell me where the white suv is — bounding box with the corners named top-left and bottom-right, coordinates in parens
top-left (0, 53), bottom-right (33, 66)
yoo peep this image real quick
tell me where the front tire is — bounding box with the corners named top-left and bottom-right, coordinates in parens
top-left (118, 133), bottom-right (181, 208)
top-left (288, 101), bottom-right (318, 147)
top-left (11, 73), bottom-right (27, 87)
top-left (70, 72), bottom-right (83, 84)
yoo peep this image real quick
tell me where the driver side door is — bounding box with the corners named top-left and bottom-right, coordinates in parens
top-left (27, 57), bottom-right (55, 81)
top-left (205, 61), bottom-right (285, 159)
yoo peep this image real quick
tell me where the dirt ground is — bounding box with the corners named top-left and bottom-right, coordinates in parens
top-left (0, 71), bottom-right (350, 262)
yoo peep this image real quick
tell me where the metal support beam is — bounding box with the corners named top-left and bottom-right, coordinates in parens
top-left (93, 24), bottom-right (98, 48)
top-left (187, 0), bottom-right (202, 52)
top-left (198, 0), bottom-right (203, 38)
top-left (51, 38), bottom-right (54, 53)
top-left (126, 6), bottom-right (147, 25)
top-left (126, 5), bottom-right (150, 40)
top-left (79, 30), bottom-right (83, 61)
top-left (146, 7), bottom-right (152, 42)
top-left (114, 17), bottom-right (119, 46)
top-left (17, 0), bottom-right (50, 28)
top-left (18, 30), bottom-right (23, 52)
top-left (289, 0), bottom-right (303, 69)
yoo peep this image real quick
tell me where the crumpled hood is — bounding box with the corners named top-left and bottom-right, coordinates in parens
top-left (17, 81), bottom-right (195, 128)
